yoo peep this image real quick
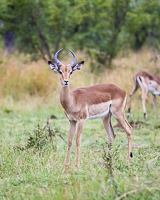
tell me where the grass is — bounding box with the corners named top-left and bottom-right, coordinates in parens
top-left (0, 102), bottom-right (160, 200)
top-left (0, 48), bottom-right (160, 199)
top-left (0, 48), bottom-right (160, 104)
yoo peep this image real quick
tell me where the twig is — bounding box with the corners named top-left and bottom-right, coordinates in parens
top-left (46, 118), bottom-right (67, 144)
top-left (116, 186), bottom-right (160, 200)
top-left (116, 189), bottom-right (138, 200)
top-left (56, 133), bottom-right (67, 144)
top-left (47, 118), bottom-right (54, 142)
top-left (147, 187), bottom-right (160, 191)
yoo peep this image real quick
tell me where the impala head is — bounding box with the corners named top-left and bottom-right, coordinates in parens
top-left (48, 49), bottom-right (84, 86)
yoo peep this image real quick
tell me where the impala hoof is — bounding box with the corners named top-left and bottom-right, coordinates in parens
top-left (144, 113), bottom-right (147, 119)
top-left (63, 165), bottom-right (69, 173)
top-left (62, 168), bottom-right (66, 173)
top-left (126, 158), bottom-right (132, 165)
top-left (74, 166), bottom-right (79, 172)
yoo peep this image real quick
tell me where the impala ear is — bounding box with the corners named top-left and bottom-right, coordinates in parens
top-left (72, 61), bottom-right (84, 72)
top-left (48, 61), bottom-right (59, 72)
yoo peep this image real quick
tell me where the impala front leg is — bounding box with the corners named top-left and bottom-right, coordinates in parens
top-left (141, 89), bottom-right (148, 118)
top-left (75, 119), bottom-right (85, 172)
top-left (63, 120), bottom-right (77, 173)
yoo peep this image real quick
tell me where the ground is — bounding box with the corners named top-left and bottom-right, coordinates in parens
top-left (0, 102), bottom-right (160, 200)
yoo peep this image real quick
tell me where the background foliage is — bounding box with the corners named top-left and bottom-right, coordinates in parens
top-left (1, 0), bottom-right (160, 67)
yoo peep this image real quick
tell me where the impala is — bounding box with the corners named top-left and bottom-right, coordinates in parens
top-left (127, 71), bottom-right (160, 118)
top-left (48, 49), bottom-right (133, 172)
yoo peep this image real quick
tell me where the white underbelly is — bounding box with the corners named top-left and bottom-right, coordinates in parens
top-left (87, 108), bottom-right (110, 120)
top-left (87, 101), bottom-right (112, 120)
top-left (148, 83), bottom-right (160, 95)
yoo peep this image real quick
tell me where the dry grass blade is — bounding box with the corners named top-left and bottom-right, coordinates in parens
top-left (116, 189), bottom-right (141, 200)
top-left (116, 187), bottom-right (160, 200)
top-left (147, 187), bottom-right (160, 191)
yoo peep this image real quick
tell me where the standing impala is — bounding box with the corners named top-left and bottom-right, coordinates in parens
top-left (127, 71), bottom-right (160, 119)
top-left (48, 49), bottom-right (133, 172)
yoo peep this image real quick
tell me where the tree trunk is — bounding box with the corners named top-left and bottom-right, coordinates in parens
top-left (4, 32), bottom-right (15, 54)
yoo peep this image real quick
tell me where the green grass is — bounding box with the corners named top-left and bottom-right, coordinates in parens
top-left (0, 102), bottom-right (160, 200)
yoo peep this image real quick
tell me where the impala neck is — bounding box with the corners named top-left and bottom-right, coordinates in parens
top-left (60, 85), bottom-right (73, 111)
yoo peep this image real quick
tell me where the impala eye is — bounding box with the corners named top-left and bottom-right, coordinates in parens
top-left (69, 71), bottom-right (73, 75)
top-left (59, 71), bottom-right (63, 75)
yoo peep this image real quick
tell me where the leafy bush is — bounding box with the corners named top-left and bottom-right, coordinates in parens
top-left (14, 118), bottom-right (66, 152)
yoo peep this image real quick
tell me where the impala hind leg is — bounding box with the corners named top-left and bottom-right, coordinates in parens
top-left (75, 120), bottom-right (85, 172)
top-left (141, 88), bottom-right (148, 118)
top-left (151, 94), bottom-right (157, 113)
top-left (127, 77), bottom-right (139, 118)
top-left (63, 120), bottom-right (77, 173)
top-left (102, 113), bottom-right (115, 155)
top-left (112, 109), bottom-right (133, 165)
top-left (137, 76), bottom-right (148, 118)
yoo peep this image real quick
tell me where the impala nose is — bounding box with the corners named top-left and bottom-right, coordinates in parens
top-left (64, 80), bottom-right (69, 85)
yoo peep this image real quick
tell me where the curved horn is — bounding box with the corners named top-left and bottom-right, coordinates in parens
top-left (69, 49), bottom-right (77, 67)
top-left (54, 48), bottom-right (63, 67)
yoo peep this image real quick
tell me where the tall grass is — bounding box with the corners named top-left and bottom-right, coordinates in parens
top-left (0, 48), bottom-right (159, 111)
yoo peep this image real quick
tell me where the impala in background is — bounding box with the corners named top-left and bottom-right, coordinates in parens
top-left (127, 71), bottom-right (160, 118)
top-left (48, 49), bottom-right (133, 173)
